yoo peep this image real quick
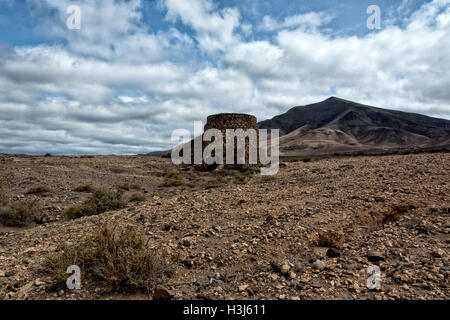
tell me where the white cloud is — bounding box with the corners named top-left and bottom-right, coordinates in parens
top-left (0, 0), bottom-right (449, 155)
top-left (260, 12), bottom-right (334, 32)
top-left (164, 0), bottom-right (241, 54)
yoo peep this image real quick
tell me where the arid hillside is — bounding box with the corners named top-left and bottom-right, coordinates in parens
top-left (259, 97), bottom-right (450, 156)
top-left (0, 152), bottom-right (448, 300)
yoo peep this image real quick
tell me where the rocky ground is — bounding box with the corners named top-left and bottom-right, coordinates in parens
top-left (0, 152), bottom-right (448, 300)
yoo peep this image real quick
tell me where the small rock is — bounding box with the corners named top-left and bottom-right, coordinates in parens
top-left (181, 238), bottom-right (191, 247)
top-left (0, 271), bottom-right (5, 277)
top-left (17, 282), bottom-right (33, 300)
top-left (152, 285), bottom-right (173, 301)
top-left (326, 248), bottom-right (341, 258)
top-left (313, 260), bottom-right (326, 270)
top-left (432, 248), bottom-right (445, 258)
top-left (280, 263), bottom-right (291, 274)
top-left (367, 250), bottom-right (385, 262)
top-left (34, 279), bottom-right (45, 286)
top-left (238, 284), bottom-right (249, 292)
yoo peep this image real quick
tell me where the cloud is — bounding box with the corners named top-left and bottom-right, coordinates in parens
top-left (0, 0), bottom-right (449, 155)
top-left (164, 0), bottom-right (241, 54)
top-left (260, 12), bottom-right (334, 32)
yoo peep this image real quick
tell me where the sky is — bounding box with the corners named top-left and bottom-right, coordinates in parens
top-left (0, 0), bottom-right (449, 155)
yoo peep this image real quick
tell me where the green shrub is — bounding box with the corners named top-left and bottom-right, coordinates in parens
top-left (64, 189), bottom-right (126, 219)
top-left (43, 223), bottom-right (168, 293)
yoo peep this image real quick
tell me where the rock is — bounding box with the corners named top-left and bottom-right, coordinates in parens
top-left (432, 248), bottom-right (445, 258)
top-left (367, 250), bottom-right (385, 262)
top-left (238, 284), bottom-right (249, 292)
top-left (313, 260), bottom-right (326, 270)
top-left (34, 279), bottom-right (45, 286)
top-left (0, 270), bottom-right (5, 277)
top-left (326, 248), bottom-right (341, 258)
top-left (280, 263), bottom-right (291, 274)
top-left (17, 282), bottom-right (33, 300)
top-left (152, 285), bottom-right (173, 301)
top-left (181, 238), bottom-right (191, 247)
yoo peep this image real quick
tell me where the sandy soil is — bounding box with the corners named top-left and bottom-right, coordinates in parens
top-left (0, 152), bottom-right (448, 300)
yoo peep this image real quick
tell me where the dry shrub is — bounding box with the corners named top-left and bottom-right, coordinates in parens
top-left (361, 204), bottom-right (417, 226)
top-left (261, 175), bottom-right (276, 183)
top-left (380, 204), bottom-right (416, 224)
top-left (65, 189), bottom-right (126, 219)
top-left (1, 183), bottom-right (43, 227)
top-left (160, 171), bottom-right (185, 187)
top-left (43, 223), bottom-right (169, 293)
top-left (310, 229), bottom-right (344, 248)
top-left (119, 183), bottom-right (142, 191)
top-left (206, 175), bottom-right (223, 188)
top-left (0, 184), bottom-right (8, 206)
top-left (129, 193), bottom-right (146, 203)
top-left (73, 184), bottom-right (95, 193)
top-left (0, 186), bottom-right (42, 227)
top-left (26, 185), bottom-right (52, 195)
top-left (234, 173), bottom-right (248, 184)
top-left (240, 166), bottom-right (259, 174)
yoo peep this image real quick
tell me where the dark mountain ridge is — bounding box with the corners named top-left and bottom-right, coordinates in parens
top-left (259, 97), bottom-right (450, 156)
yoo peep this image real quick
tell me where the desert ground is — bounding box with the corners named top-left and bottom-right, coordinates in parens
top-left (0, 152), bottom-right (448, 300)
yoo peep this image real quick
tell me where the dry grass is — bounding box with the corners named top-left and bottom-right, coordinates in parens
top-left (310, 229), bottom-right (344, 248)
top-left (0, 185), bottom-right (43, 227)
top-left (380, 204), bottom-right (416, 224)
top-left (118, 183), bottom-right (133, 191)
top-left (0, 184), bottom-right (8, 206)
top-left (129, 193), bottom-right (146, 203)
top-left (260, 175), bottom-right (276, 183)
top-left (64, 189), bottom-right (126, 219)
top-left (159, 171), bottom-right (185, 187)
top-left (43, 222), bottom-right (169, 293)
top-left (206, 175), bottom-right (223, 188)
top-left (73, 184), bottom-right (95, 193)
top-left (26, 185), bottom-right (52, 195)
top-left (233, 173), bottom-right (248, 184)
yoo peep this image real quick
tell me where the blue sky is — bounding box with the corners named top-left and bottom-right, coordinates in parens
top-left (0, 0), bottom-right (449, 154)
top-left (0, 0), bottom-right (427, 46)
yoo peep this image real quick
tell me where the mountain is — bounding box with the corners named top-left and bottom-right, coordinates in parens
top-left (259, 97), bottom-right (450, 156)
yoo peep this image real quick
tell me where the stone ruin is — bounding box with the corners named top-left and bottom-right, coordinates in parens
top-left (202, 113), bottom-right (260, 170)
top-left (176, 113), bottom-right (260, 171)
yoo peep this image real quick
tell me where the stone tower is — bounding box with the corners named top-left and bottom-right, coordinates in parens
top-left (201, 113), bottom-right (260, 170)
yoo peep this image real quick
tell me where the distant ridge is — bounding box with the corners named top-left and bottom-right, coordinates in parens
top-left (259, 97), bottom-right (450, 156)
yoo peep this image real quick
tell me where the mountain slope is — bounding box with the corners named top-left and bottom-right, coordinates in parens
top-left (259, 97), bottom-right (450, 156)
